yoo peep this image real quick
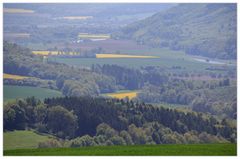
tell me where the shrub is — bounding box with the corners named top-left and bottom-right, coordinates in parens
top-left (38, 139), bottom-right (61, 148)
top-left (71, 135), bottom-right (97, 147)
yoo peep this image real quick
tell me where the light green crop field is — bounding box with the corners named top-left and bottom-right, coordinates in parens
top-left (48, 48), bottom-right (234, 72)
top-left (4, 130), bottom-right (54, 150)
top-left (4, 143), bottom-right (236, 156)
top-left (4, 85), bottom-right (63, 101)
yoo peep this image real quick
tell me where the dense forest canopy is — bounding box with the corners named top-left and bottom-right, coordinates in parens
top-left (4, 97), bottom-right (236, 148)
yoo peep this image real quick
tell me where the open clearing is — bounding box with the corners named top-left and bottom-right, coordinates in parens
top-left (96, 54), bottom-right (159, 58)
top-left (103, 90), bottom-right (138, 99)
top-left (4, 130), bottom-right (54, 150)
top-left (4, 85), bottom-right (63, 101)
top-left (4, 143), bottom-right (236, 156)
top-left (3, 73), bottom-right (30, 80)
top-left (4, 8), bottom-right (35, 14)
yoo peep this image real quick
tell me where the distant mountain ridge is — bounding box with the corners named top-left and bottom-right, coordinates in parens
top-left (117, 3), bottom-right (237, 59)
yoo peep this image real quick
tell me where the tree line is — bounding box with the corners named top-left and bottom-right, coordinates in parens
top-left (4, 96), bottom-right (236, 148)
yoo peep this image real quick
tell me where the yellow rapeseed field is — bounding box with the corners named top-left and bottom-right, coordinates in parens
top-left (96, 54), bottom-right (159, 58)
top-left (3, 73), bottom-right (30, 80)
top-left (4, 8), bottom-right (35, 14)
top-left (32, 51), bottom-right (59, 56)
top-left (78, 33), bottom-right (110, 39)
top-left (105, 91), bottom-right (138, 100)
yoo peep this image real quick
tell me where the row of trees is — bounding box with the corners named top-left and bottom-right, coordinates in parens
top-left (3, 78), bottom-right (57, 90)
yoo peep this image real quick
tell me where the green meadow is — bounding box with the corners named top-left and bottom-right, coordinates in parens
top-left (4, 143), bottom-right (236, 156)
top-left (4, 85), bottom-right (63, 101)
top-left (4, 130), bottom-right (54, 150)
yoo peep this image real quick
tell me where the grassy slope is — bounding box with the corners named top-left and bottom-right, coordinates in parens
top-left (4, 143), bottom-right (236, 156)
top-left (4, 85), bottom-right (63, 101)
top-left (4, 130), bottom-right (54, 150)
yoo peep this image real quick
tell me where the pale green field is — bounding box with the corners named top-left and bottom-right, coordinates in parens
top-left (4, 85), bottom-right (63, 101)
top-left (48, 48), bottom-right (234, 72)
top-left (4, 130), bottom-right (54, 150)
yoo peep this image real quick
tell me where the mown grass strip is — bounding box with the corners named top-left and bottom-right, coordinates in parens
top-left (4, 143), bottom-right (236, 156)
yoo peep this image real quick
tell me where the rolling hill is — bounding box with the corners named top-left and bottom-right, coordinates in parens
top-left (117, 3), bottom-right (237, 60)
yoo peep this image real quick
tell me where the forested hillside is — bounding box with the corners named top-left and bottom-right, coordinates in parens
top-left (3, 41), bottom-right (118, 96)
top-left (4, 97), bottom-right (236, 148)
top-left (117, 3), bottom-right (236, 59)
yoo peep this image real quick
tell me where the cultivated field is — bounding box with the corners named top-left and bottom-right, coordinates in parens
top-left (103, 90), bottom-right (138, 100)
top-left (4, 143), bottom-right (236, 156)
top-left (78, 33), bottom-right (110, 39)
top-left (4, 8), bottom-right (35, 14)
top-left (32, 51), bottom-right (59, 56)
top-left (67, 39), bottom-right (148, 52)
top-left (96, 54), bottom-right (159, 58)
top-left (3, 73), bottom-right (30, 80)
top-left (4, 85), bottom-right (63, 101)
top-left (32, 51), bottom-right (79, 56)
top-left (4, 130), bottom-right (54, 150)
top-left (49, 47), bottom-right (235, 73)
top-left (63, 16), bottom-right (93, 20)
top-left (4, 33), bottom-right (30, 38)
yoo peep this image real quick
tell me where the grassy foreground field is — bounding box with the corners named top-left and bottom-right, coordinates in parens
top-left (4, 130), bottom-right (54, 150)
top-left (4, 143), bottom-right (236, 156)
top-left (4, 85), bottom-right (63, 101)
